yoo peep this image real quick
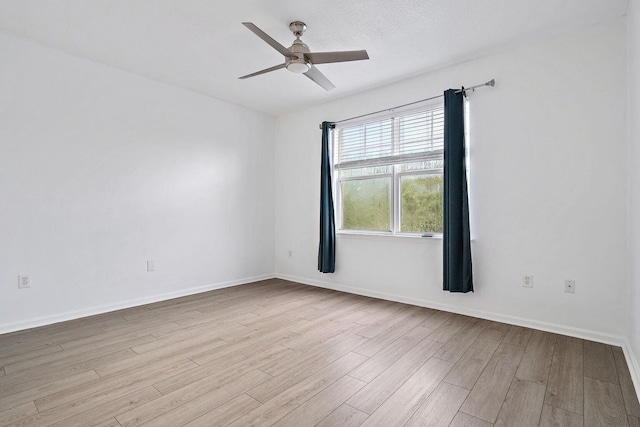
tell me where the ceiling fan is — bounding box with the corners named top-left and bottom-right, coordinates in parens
top-left (239, 21), bottom-right (369, 91)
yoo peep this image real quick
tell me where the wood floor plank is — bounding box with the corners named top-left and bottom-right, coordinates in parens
top-left (94, 349), bottom-right (191, 379)
top-left (404, 381), bottom-right (469, 427)
top-left (433, 317), bottom-right (488, 363)
top-left (479, 321), bottom-right (511, 343)
top-left (349, 324), bottom-right (433, 383)
top-left (494, 378), bottom-right (546, 427)
top-left (182, 394), bottom-right (261, 427)
top-left (272, 375), bottom-right (366, 426)
top-left (0, 344), bottom-right (64, 368)
top-left (515, 330), bottom-right (557, 385)
top-left (418, 310), bottom-right (453, 330)
top-left (315, 404), bottom-right (369, 427)
top-left (35, 358), bottom-right (197, 412)
top-left (360, 357), bottom-right (454, 427)
top-left (50, 386), bottom-right (162, 427)
top-left (443, 329), bottom-right (502, 390)
top-left (0, 401), bottom-right (38, 426)
top-left (21, 322), bottom-right (122, 350)
top-left (427, 314), bottom-right (471, 343)
top-left (352, 311), bottom-right (432, 358)
top-left (459, 342), bottom-right (525, 423)
top-left (449, 411), bottom-right (493, 427)
top-left (502, 325), bottom-right (533, 348)
top-left (130, 370), bottom-right (270, 427)
top-left (0, 370), bottom-right (100, 413)
top-left (584, 377), bottom-right (629, 427)
top-left (584, 340), bottom-right (619, 384)
top-left (188, 327), bottom-right (299, 367)
top-left (346, 338), bottom-right (443, 414)
top-left (99, 315), bottom-right (184, 335)
top-left (0, 340), bottom-right (56, 363)
top-left (630, 415), bottom-right (640, 427)
top-left (286, 301), bottom-right (368, 336)
top-left (280, 316), bottom-right (363, 352)
top-left (613, 346), bottom-right (640, 417)
top-left (357, 305), bottom-right (419, 339)
top-left (283, 317), bottom-right (366, 355)
top-left (38, 313), bottom-right (128, 335)
top-left (545, 335), bottom-right (584, 414)
top-left (117, 369), bottom-right (268, 427)
top-left (153, 345), bottom-right (292, 396)
top-left (229, 352), bottom-right (367, 427)
top-left (4, 334), bottom-right (157, 375)
top-left (60, 320), bottom-right (181, 351)
top-left (171, 305), bottom-right (259, 330)
top-left (130, 325), bottom-right (223, 355)
top-left (93, 418), bottom-right (122, 427)
top-left (0, 349), bottom-right (137, 399)
top-left (539, 404), bottom-right (583, 427)
top-left (10, 360), bottom-right (196, 427)
top-left (249, 334), bottom-right (368, 403)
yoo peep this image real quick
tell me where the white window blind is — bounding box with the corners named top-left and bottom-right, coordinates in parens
top-left (335, 105), bottom-right (444, 170)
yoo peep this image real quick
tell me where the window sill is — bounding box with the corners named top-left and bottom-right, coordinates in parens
top-left (336, 231), bottom-right (443, 240)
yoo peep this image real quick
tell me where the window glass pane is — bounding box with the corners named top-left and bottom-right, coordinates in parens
top-left (341, 177), bottom-right (391, 231)
top-left (339, 166), bottom-right (392, 178)
top-left (400, 174), bottom-right (443, 233)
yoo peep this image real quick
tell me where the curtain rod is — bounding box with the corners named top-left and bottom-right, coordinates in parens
top-left (318, 79), bottom-right (495, 129)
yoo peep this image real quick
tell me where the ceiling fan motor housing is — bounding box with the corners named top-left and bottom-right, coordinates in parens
top-left (286, 39), bottom-right (311, 73)
top-left (239, 20), bottom-right (368, 90)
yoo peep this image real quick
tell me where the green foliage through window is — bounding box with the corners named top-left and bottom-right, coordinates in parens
top-left (400, 175), bottom-right (443, 233)
top-left (341, 178), bottom-right (390, 231)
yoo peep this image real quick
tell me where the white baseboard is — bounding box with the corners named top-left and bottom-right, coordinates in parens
top-left (622, 340), bottom-right (640, 406)
top-left (277, 273), bottom-right (626, 346)
top-left (0, 273), bottom-right (275, 335)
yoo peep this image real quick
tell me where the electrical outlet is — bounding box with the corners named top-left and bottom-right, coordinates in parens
top-left (565, 279), bottom-right (576, 293)
top-left (18, 275), bottom-right (31, 289)
top-left (288, 250), bottom-right (293, 259)
top-left (147, 261), bottom-right (155, 272)
top-left (522, 275), bottom-right (533, 288)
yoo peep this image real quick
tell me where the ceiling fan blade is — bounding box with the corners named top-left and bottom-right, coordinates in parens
top-left (238, 63), bottom-right (286, 79)
top-left (304, 65), bottom-right (335, 91)
top-left (305, 50), bottom-right (369, 64)
top-left (242, 22), bottom-right (296, 58)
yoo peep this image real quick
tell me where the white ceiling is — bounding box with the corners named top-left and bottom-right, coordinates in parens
top-left (0, 0), bottom-right (629, 116)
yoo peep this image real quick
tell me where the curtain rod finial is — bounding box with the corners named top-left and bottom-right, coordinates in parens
top-left (487, 79), bottom-right (495, 87)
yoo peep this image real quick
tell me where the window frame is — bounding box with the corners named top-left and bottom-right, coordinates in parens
top-left (332, 100), bottom-right (445, 238)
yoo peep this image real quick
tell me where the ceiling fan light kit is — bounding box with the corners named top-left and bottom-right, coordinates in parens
top-left (286, 60), bottom-right (311, 73)
top-left (239, 21), bottom-right (369, 90)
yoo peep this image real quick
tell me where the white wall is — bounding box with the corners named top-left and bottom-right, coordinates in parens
top-left (275, 20), bottom-right (628, 341)
top-left (0, 33), bottom-right (275, 332)
top-left (0, 16), bottom-right (632, 349)
top-left (627, 0), bottom-right (640, 384)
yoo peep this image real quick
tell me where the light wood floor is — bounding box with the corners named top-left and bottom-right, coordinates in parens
top-left (0, 279), bottom-right (638, 426)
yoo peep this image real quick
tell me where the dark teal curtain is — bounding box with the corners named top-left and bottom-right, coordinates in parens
top-left (443, 89), bottom-right (473, 292)
top-left (318, 121), bottom-right (336, 273)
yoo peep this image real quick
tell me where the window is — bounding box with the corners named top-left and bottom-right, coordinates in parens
top-left (333, 103), bottom-right (444, 236)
